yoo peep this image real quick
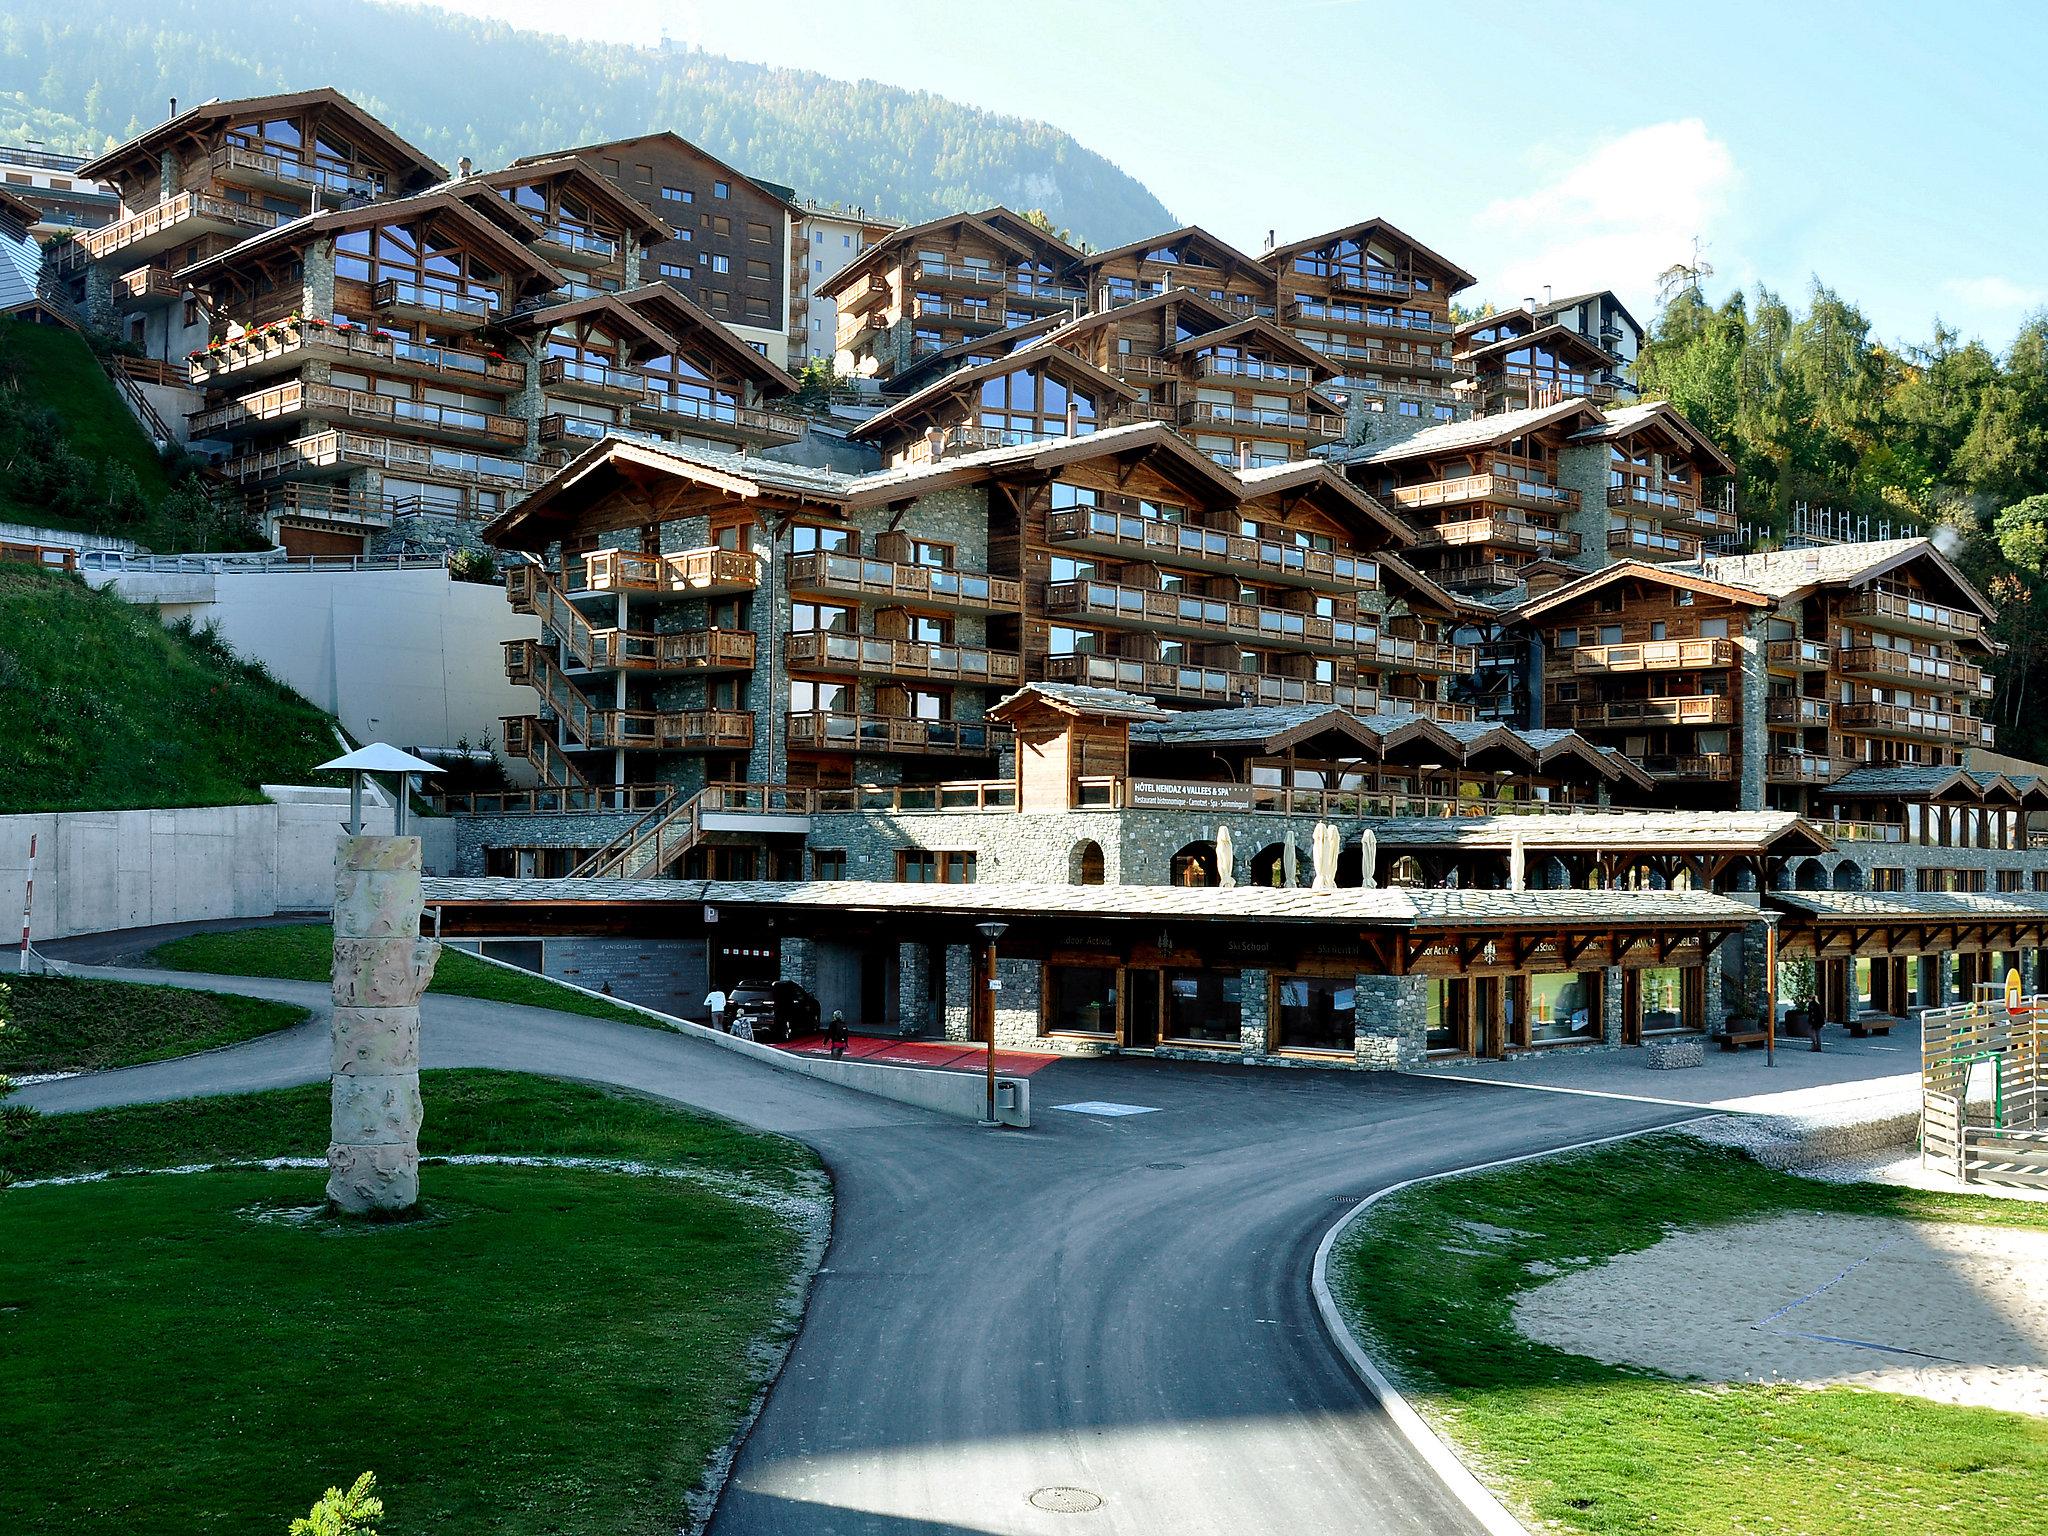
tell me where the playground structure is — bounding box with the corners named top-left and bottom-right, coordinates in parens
top-left (1921, 982), bottom-right (2048, 1190)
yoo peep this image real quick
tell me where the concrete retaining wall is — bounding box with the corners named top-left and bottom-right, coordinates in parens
top-left (0, 788), bottom-right (431, 942)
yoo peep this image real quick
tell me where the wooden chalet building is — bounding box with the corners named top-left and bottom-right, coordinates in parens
top-left (817, 208), bottom-right (1085, 384)
top-left (1068, 225), bottom-right (1276, 321)
top-left (1527, 288), bottom-right (1643, 393)
top-left (1573, 401), bottom-right (1740, 565)
top-left (1453, 313), bottom-right (1620, 416)
top-left (55, 88), bottom-right (445, 367)
top-left (1259, 218), bottom-right (1475, 434)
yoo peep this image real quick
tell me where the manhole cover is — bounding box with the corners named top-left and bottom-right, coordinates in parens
top-left (1029, 1487), bottom-right (1103, 1514)
top-left (1144, 1161), bottom-right (1185, 1170)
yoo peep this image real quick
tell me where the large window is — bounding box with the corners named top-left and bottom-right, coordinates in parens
top-left (1635, 966), bottom-right (1698, 1034)
top-left (1273, 975), bottom-right (1355, 1054)
top-left (896, 850), bottom-right (976, 884)
top-left (1528, 971), bottom-right (1601, 1044)
top-left (1162, 970), bottom-right (1241, 1045)
top-left (1046, 965), bottom-right (1118, 1036)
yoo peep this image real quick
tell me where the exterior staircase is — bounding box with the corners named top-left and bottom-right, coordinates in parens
top-left (570, 783), bottom-right (816, 879)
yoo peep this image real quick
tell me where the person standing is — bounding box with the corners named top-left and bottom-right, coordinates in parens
top-left (705, 986), bottom-right (728, 1033)
top-left (827, 1009), bottom-right (850, 1059)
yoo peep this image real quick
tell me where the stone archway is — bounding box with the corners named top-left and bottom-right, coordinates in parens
top-left (1170, 841), bottom-right (1218, 888)
top-left (1071, 840), bottom-right (1106, 885)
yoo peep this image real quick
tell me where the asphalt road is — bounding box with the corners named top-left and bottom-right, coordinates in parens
top-left (21, 940), bottom-right (1699, 1536)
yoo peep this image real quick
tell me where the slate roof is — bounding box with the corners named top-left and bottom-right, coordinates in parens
top-left (1343, 398), bottom-right (1606, 465)
top-left (988, 682), bottom-right (1172, 722)
top-left (1769, 890), bottom-right (2048, 920)
top-left (1372, 810), bottom-right (1829, 853)
top-left (1820, 765), bottom-right (2044, 803)
top-left (422, 877), bottom-right (1752, 927)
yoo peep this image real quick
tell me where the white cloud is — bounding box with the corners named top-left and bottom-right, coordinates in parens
top-left (1940, 275), bottom-right (2048, 343)
top-left (1471, 119), bottom-right (1738, 321)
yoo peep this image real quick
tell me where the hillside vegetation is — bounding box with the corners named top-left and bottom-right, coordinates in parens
top-left (0, 0), bottom-right (1174, 246)
top-left (0, 563), bottom-right (341, 812)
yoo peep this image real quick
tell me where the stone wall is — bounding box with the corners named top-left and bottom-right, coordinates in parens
top-left (1737, 608), bottom-right (1773, 811)
top-left (1355, 972), bottom-right (1427, 1069)
top-left (1555, 441), bottom-right (1613, 574)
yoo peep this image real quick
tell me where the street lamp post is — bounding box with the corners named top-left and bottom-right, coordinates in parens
top-left (975, 920), bottom-right (1009, 1123)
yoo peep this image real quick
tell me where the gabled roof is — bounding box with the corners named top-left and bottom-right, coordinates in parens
top-left (1458, 321), bottom-right (1618, 371)
top-left (1769, 889), bottom-right (2048, 921)
top-left (1258, 217), bottom-right (1478, 292)
top-left (987, 682), bottom-right (1172, 724)
top-left (0, 185), bottom-right (40, 230)
top-left (847, 343), bottom-right (1138, 443)
top-left (174, 190), bottom-right (567, 292)
top-left (1071, 224), bottom-right (1272, 284)
top-left (1038, 287), bottom-right (1240, 349)
top-left (1534, 288), bottom-right (1645, 339)
top-left (892, 313), bottom-right (1072, 391)
top-left (1515, 559), bottom-right (1770, 622)
top-left (1167, 316), bottom-right (1336, 375)
top-left (818, 209), bottom-right (1037, 298)
top-left (973, 206), bottom-right (1086, 268)
top-left (1570, 400), bottom-right (1737, 477)
top-left (1234, 459), bottom-right (1422, 549)
top-left (1679, 537), bottom-right (1997, 620)
top-left (511, 130), bottom-right (794, 214)
top-left (1350, 398), bottom-right (1607, 466)
top-left (494, 291), bottom-right (680, 357)
top-left (1819, 765), bottom-right (2047, 806)
top-left (446, 158), bottom-right (668, 244)
top-left (78, 87), bottom-right (445, 188)
top-left (614, 284), bottom-right (799, 394)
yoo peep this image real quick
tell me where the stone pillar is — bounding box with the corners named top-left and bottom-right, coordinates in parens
top-left (992, 955), bottom-right (1040, 1046)
top-left (898, 942), bottom-right (933, 1035)
top-left (942, 943), bottom-right (974, 1041)
top-left (1601, 965), bottom-right (1626, 1046)
top-left (1554, 442), bottom-right (1612, 574)
top-left (327, 836), bottom-right (439, 1215)
top-left (302, 238), bottom-right (337, 323)
top-left (1704, 959), bottom-right (1725, 1034)
top-left (158, 149), bottom-right (181, 201)
top-left (1238, 968), bottom-right (1270, 1061)
top-left (1737, 611), bottom-right (1771, 812)
top-left (1356, 972), bottom-right (1427, 1070)
top-left (779, 935), bottom-right (819, 999)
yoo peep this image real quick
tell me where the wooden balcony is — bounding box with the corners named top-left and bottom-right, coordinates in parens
top-left (113, 265), bottom-right (182, 309)
top-left (1766, 638), bottom-right (1833, 673)
top-left (1572, 638), bottom-right (1735, 674)
top-left (910, 297), bottom-right (1005, 331)
top-left (586, 709), bottom-right (755, 752)
top-left (56, 191), bottom-right (280, 271)
top-left (1042, 652), bottom-right (1381, 713)
top-left (1641, 753), bottom-right (1736, 781)
top-left (1327, 268), bottom-right (1415, 300)
top-left (1286, 300), bottom-right (1454, 338)
top-left (189, 318), bottom-right (525, 391)
top-left (1607, 516), bottom-right (1701, 562)
top-left (583, 627), bottom-right (757, 674)
top-left (1847, 588), bottom-right (1985, 642)
top-left (1044, 506), bottom-right (1381, 593)
top-left (1606, 482), bottom-right (1703, 518)
top-left (1389, 472), bottom-right (1579, 515)
top-left (1422, 553), bottom-right (1533, 591)
top-left (192, 380), bottom-right (526, 449)
top-left (1189, 355), bottom-right (1314, 389)
top-left (248, 483), bottom-right (406, 532)
top-left (1416, 512), bottom-right (1579, 557)
top-left (837, 272), bottom-right (892, 316)
top-left (535, 225), bottom-right (620, 268)
top-left (1766, 695), bottom-right (1832, 726)
top-left (1312, 341), bottom-right (1465, 377)
top-left (1324, 372), bottom-right (1463, 406)
top-left (785, 551), bottom-right (1020, 613)
top-left (581, 546), bottom-right (762, 598)
top-left (632, 392), bottom-right (804, 446)
top-left (784, 630), bottom-right (1021, 687)
top-left (1371, 633), bottom-right (1479, 677)
top-left (1178, 400), bottom-right (1343, 442)
top-left (1768, 753), bottom-right (1835, 784)
top-left (1575, 694), bottom-right (1735, 728)
top-left (1836, 644), bottom-right (1986, 696)
top-left (212, 143), bottom-right (385, 200)
top-left (910, 260), bottom-right (1006, 292)
top-left (1046, 578), bottom-right (1373, 657)
top-left (219, 430), bottom-right (549, 492)
top-left (371, 278), bottom-right (498, 330)
top-left (1005, 276), bottom-right (1086, 309)
top-left (540, 356), bottom-right (644, 405)
top-left (1836, 699), bottom-right (1992, 746)
top-left (786, 711), bottom-right (1005, 758)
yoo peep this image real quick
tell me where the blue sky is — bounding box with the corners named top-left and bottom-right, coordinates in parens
top-left (417, 0), bottom-right (2047, 352)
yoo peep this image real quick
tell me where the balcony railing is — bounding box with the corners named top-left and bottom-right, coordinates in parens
top-left (371, 278), bottom-right (498, 326)
top-left (213, 143), bottom-right (386, 199)
top-left (784, 551), bottom-right (1020, 611)
top-left (1836, 645), bottom-right (1986, 695)
top-left (1848, 588), bottom-right (1985, 641)
top-left (911, 260), bottom-right (1005, 289)
top-left (541, 356), bottom-right (643, 398)
top-left (438, 783), bottom-right (677, 815)
top-left (220, 430), bottom-right (548, 491)
top-left (1576, 694), bottom-right (1735, 727)
top-left (1836, 700), bottom-right (1992, 745)
top-left (1373, 633), bottom-right (1478, 676)
top-left (1288, 300), bottom-right (1453, 335)
top-left (1640, 754), bottom-right (1736, 781)
top-left (113, 266), bottom-right (182, 307)
top-left (910, 297), bottom-right (1004, 328)
top-left (1327, 268), bottom-right (1414, 299)
top-left (586, 709), bottom-right (755, 752)
top-left (1006, 277), bottom-right (1085, 306)
top-left (786, 712), bottom-right (1004, 757)
top-left (60, 191), bottom-right (281, 269)
top-left (192, 379), bottom-right (526, 446)
top-left (189, 319), bottom-right (524, 389)
top-left (1190, 355), bottom-right (1313, 388)
top-left (1766, 695), bottom-right (1831, 726)
top-left (1390, 472), bottom-right (1580, 513)
top-left (1310, 340), bottom-right (1463, 375)
top-left (588, 628), bottom-right (757, 673)
top-left (1767, 753), bottom-right (1835, 783)
top-left (537, 225), bottom-right (620, 264)
top-left (1418, 512), bottom-right (1579, 556)
top-left (581, 546), bottom-right (762, 596)
top-left (1047, 578), bottom-right (1368, 655)
top-left (1044, 506), bottom-right (1380, 591)
top-left (1571, 638), bottom-right (1735, 673)
top-left (633, 391), bottom-right (804, 443)
top-left (1178, 400), bottom-right (1343, 439)
top-left (1819, 819), bottom-right (1908, 844)
top-left (1043, 652), bottom-right (1381, 713)
top-left (1766, 638), bottom-right (1833, 672)
top-left (784, 630), bottom-right (1021, 686)
top-left (1607, 516), bottom-right (1701, 560)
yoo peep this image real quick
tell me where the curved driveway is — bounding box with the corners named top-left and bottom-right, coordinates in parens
top-left (20, 945), bottom-right (1696, 1536)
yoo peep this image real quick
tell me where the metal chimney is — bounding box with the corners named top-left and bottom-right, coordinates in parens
top-left (169, 97), bottom-right (178, 118)
top-left (458, 156), bottom-right (473, 179)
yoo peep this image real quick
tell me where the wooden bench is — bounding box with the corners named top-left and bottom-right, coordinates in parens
top-left (1849, 1011), bottom-right (1907, 1038)
top-left (1717, 1015), bottom-right (1770, 1051)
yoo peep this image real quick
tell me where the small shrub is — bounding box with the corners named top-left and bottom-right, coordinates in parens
top-left (289, 1471), bottom-right (382, 1536)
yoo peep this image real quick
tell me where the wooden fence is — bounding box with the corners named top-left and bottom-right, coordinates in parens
top-left (1921, 990), bottom-right (2048, 1189)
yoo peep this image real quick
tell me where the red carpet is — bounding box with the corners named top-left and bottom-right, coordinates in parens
top-left (779, 1033), bottom-right (1062, 1077)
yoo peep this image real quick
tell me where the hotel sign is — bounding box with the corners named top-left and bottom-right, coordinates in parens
top-left (1125, 778), bottom-right (1256, 812)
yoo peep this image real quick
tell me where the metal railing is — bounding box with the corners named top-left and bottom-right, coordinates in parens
top-left (1572, 638), bottom-right (1734, 673)
top-left (785, 551), bottom-right (1020, 610)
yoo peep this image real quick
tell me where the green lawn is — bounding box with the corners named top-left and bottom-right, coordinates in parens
top-left (0, 973), bottom-right (307, 1076)
top-left (1330, 1137), bottom-right (2048, 1536)
top-left (149, 922), bottom-right (666, 1028)
top-left (0, 564), bottom-right (345, 812)
top-left (0, 1072), bottom-right (823, 1534)
top-left (0, 316), bottom-right (172, 528)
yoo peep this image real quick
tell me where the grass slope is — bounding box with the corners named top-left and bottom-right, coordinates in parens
top-left (0, 564), bottom-right (343, 812)
top-left (0, 973), bottom-right (306, 1075)
top-left (151, 922), bottom-right (664, 1028)
top-left (1331, 1137), bottom-right (2048, 1536)
top-left (0, 1072), bottom-right (822, 1534)
top-left (0, 317), bottom-right (171, 530)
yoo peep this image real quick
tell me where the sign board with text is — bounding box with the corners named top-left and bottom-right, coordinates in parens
top-left (1124, 778), bottom-right (1256, 813)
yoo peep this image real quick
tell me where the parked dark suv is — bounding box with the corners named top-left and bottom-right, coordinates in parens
top-left (727, 979), bottom-right (821, 1043)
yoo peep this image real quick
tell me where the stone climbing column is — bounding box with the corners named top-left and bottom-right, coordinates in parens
top-left (327, 835), bottom-right (439, 1215)
top-left (1238, 968), bottom-right (1270, 1062)
top-left (1601, 965), bottom-right (1626, 1047)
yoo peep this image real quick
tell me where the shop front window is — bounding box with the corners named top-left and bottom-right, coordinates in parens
top-left (1274, 975), bottom-right (1355, 1053)
top-left (1529, 971), bottom-right (1600, 1044)
top-left (1636, 966), bottom-right (1695, 1033)
top-left (1162, 970), bottom-right (1241, 1045)
top-left (1047, 965), bottom-right (1118, 1037)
